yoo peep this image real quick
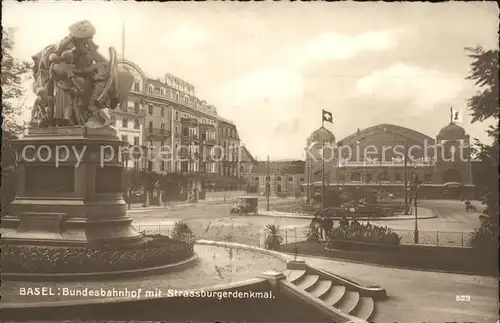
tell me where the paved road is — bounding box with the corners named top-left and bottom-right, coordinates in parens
top-left (302, 255), bottom-right (498, 323)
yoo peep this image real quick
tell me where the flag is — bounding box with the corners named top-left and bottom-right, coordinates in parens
top-left (450, 107), bottom-right (463, 124)
top-left (322, 110), bottom-right (334, 124)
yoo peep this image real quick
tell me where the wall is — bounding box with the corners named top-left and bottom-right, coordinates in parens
top-left (204, 190), bottom-right (246, 201)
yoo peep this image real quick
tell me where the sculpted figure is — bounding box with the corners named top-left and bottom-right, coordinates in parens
top-left (30, 20), bottom-right (134, 128)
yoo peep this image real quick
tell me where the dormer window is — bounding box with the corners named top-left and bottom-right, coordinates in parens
top-left (160, 87), bottom-right (166, 96)
top-left (148, 85), bottom-right (154, 94)
top-left (133, 82), bottom-right (140, 92)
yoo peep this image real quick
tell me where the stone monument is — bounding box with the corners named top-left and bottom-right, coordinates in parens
top-left (2, 20), bottom-right (141, 246)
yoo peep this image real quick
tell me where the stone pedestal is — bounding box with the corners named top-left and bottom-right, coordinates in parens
top-left (2, 126), bottom-right (142, 246)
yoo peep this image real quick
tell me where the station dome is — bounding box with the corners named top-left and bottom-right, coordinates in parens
top-left (438, 123), bottom-right (466, 140)
top-left (308, 126), bottom-right (335, 143)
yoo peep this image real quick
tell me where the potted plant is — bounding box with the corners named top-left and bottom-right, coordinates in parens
top-left (264, 224), bottom-right (283, 250)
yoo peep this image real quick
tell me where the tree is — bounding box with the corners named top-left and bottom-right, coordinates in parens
top-left (465, 46), bottom-right (499, 258)
top-left (1, 28), bottom-right (31, 136)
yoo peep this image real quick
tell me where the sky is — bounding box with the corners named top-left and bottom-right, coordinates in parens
top-left (3, 1), bottom-right (498, 160)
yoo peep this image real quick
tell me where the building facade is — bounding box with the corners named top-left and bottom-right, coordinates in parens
top-left (111, 59), bottom-right (244, 201)
top-left (304, 123), bottom-right (475, 200)
top-left (239, 147), bottom-right (305, 196)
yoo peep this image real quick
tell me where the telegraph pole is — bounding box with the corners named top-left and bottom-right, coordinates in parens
top-left (379, 152), bottom-right (383, 198)
top-left (266, 155), bottom-right (270, 211)
top-left (404, 141), bottom-right (409, 215)
top-left (321, 139), bottom-right (325, 215)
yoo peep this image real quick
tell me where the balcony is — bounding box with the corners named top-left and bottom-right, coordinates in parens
top-left (146, 128), bottom-right (170, 140)
top-left (181, 135), bottom-right (199, 145)
top-left (181, 118), bottom-right (198, 126)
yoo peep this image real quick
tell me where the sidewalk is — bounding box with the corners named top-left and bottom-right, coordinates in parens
top-left (127, 196), bottom-right (282, 213)
top-left (257, 207), bottom-right (437, 221)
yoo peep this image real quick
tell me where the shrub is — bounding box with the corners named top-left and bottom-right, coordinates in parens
top-left (171, 221), bottom-right (193, 241)
top-left (1, 234), bottom-right (195, 274)
top-left (326, 221), bottom-right (401, 247)
top-left (264, 224), bottom-right (283, 250)
top-left (306, 221), bottom-right (321, 241)
top-left (470, 226), bottom-right (498, 253)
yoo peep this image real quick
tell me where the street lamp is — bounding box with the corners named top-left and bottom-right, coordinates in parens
top-left (412, 172), bottom-right (421, 244)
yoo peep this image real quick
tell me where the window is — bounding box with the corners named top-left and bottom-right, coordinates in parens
top-left (134, 119), bottom-right (140, 130)
top-left (148, 85), bottom-right (154, 94)
top-left (350, 172), bottom-right (361, 182)
top-left (276, 176), bottom-right (282, 181)
top-left (240, 166), bottom-right (244, 173)
top-left (175, 111), bottom-right (179, 120)
top-left (160, 106), bottom-right (165, 117)
top-left (133, 137), bottom-right (139, 145)
top-left (183, 127), bottom-right (188, 136)
top-left (176, 92), bottom-right (179, 101)
top-left (395, 173), bottom-right (402, 183)
top-left (160, 123), bottom-right (165, 133)
top-left (134, 82), bottom-right (140, 92)
top-left (160, 161), bottom-right (165, 171)
top-left (299, 177), bottom-right (304, 182)
top-left (147, 161), bottom-right (153, 172)
top-left (277, 184), bottom-right (282, 193)
top-left (160, 88), bottom-right (166, 96)
top-left (425, 173), bottom-right (432, 183)
top-left (121, 135), bottom-right (127, 142)
top-left (122, 117), bottom-right (128, 128)
top-left (185, 96), bottom-right (189, 104)
top-left (365, 173), bottom-right (373, 182)
top-left (148, 105), bottom-right (153, 115)
top-left (288, 176), bottom-right (293, 181)
top-left (148, 121), bottom-right (153, 133)
top-left (134, 102), bottom-right (140, 114)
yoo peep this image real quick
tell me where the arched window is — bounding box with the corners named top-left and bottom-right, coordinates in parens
top-left (442, 169), bottom-right (461, 184)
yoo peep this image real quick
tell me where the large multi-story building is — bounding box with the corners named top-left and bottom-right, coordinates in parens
top-left (239, 147), bottom-right (305, 196)
top-left (112, 59), bottom-right (245, 201)
top-left (304, 122), bottom-right (475, 200)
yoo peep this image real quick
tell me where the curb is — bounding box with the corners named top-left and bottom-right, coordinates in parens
top-left (195, 239), bottom-right (292, 264)
top-left (258, 209), bottom-right (438, 221)
top-left (1, 254), bottom-right (199, 282)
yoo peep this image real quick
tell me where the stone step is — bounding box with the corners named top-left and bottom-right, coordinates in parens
top-left (308, 280), bottom-right (332, 299)
top-left (322, 285), bottom-right (346, 307)
top-left (285, 269), bottom-right (306, 283)
top-left (335, 290), bottom-right (360, 314)
top-left (350, 296), bottom-right (375, 321)
top-left (295, 274), bottom-right (319, 291)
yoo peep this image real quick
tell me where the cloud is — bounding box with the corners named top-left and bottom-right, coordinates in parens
top-left (298, 30), bottom-right (401, 63)
top-left (162, 22), bottom-right (211, 51)
top-left (356, 64), bottom-right (467, 111)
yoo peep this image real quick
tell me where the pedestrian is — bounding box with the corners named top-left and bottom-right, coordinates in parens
top-left (319, 215), bottom-right (326, 240)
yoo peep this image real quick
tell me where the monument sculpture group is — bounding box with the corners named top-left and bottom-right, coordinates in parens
top-left (2, 20), bottom-right (140, 246)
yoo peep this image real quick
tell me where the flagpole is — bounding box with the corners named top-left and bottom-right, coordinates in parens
top-left (122, 21), bottom-right (125, 60)
top-left (450, 107), bottom-right (453, 124)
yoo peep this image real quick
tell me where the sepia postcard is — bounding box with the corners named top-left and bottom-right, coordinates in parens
top-left (1, 1), bottom-right (498, 322)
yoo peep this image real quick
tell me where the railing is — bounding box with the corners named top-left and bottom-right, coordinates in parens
top-left (133, 222), bottom-right (474, 249)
